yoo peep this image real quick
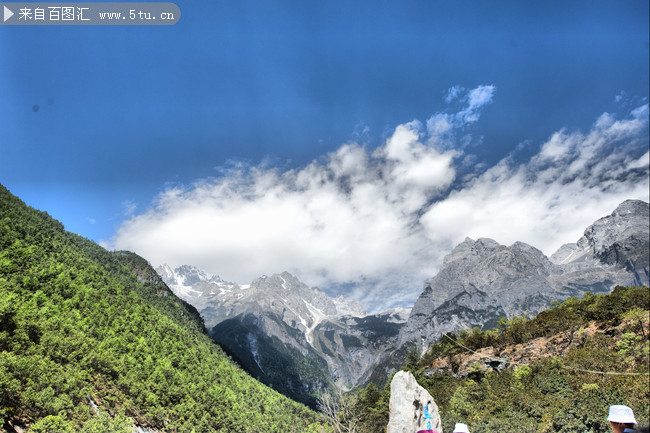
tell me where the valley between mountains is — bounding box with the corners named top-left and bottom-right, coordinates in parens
top-left (156, 199), bottom-right (649, 407)
top-left (1, 181), bottom-right (648, 432)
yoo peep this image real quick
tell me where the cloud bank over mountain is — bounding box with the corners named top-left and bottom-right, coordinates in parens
top-left (111, 87), bottom-right (649, 313)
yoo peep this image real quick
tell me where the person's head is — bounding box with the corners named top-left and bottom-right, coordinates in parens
top-left (608, 405), bottom-right (637, 433)
top-left (453, 423), bottom-right (470, 433)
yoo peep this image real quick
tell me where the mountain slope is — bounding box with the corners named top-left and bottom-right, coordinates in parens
top-left (157, 267), bottom-right (410, 402)
top-left (354, 286), bottom-right (650, 433)
top-left (155, 264), bottom-right (243, 328)
top-left (156, 266), bottom-right (367, 331)
top-left (159, 199), bottom-right (649, 397)
top-left (207, 272), bottom-right (408, 404)
top-left (550, 199), bottom-right (650, 285)
top-left (400, 200), bottom-right (649, 351)
top-left (0, 184), bottom-right (324, 432)
top-left (211, 309), bottom-right (332, 409)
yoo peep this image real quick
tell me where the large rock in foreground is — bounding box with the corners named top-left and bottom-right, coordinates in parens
top-left (387, 370), bottom-right (442, 433)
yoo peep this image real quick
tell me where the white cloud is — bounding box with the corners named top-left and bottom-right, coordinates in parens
top-left (457, 84), bottom-right (496, 124)
top-left (426, 85), bottom-right (496, 150)
top-left (426, 113), bottom-right (454, 137)
top-left (121, 200), bottom-right (137, 216)
top-left (111, 91), bottom-right (649, 313)
top-left (112, 121), bottom-right (455, 311)
top-left (421, 104), bottom-right (650, 256)
top-left (467, 85), bottom-right (496, 111)
top-left (445, 85), bottom-right (465, 103)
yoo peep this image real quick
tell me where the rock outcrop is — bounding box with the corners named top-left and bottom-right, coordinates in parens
top-left (551, 199), bottom-right (650, 286)
top-left (399, 200), bottom-right (649, 352)
top-left (387, 371), bottom-right (442, 433)
top-left (209, 273), bottom-right (409, 400)
top-left (157, 199), bottom-right (649, 399)
top-left (157, 267), bottom-right (410, 403)
top-left (156, 266), bottom-right (366, 329)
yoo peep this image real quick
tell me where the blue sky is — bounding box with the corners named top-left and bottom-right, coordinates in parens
top-left (2, 0), bottom-right (649, 312)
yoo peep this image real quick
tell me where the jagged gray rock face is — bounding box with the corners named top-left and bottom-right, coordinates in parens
top-left (157, 199), bottom-right (648, 398)
top-left (157, 266), bottom-right (408, 401)
top-left (155, 266), bottom-right (367, 329)
top-left (387, 371), bottom-right (442, 433)
top-left (551, 199), bottom-right (649, 286)
top-left (155, 264), bottom-right (242, 327)
top-left (208, 274), bottom-right (409, 394)
top-left (311, 308), bottom-right (409, 390)
top-left (400, 200), bottom-right (649, 351)
top-left (399, 238), bottom-right (567, 349)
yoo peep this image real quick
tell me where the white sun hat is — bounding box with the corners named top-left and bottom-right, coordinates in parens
top-left (607, 405), bottom-right (637, 424)
top-left (453, 423), bottom-right (470, 433)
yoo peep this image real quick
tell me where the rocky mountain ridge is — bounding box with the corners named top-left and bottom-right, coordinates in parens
top-left (550, 199), bottom-right (650, 283)
top-left (423, 319), bottom-right (628, 378)
top-left (156, 267), bottom-right (408, 404)
top-left (156, 199), bottom-right (649, 402)
top-left (399, 199), bottom-right (649, 352)
top-left (155, 266), bottom-right (367, 330)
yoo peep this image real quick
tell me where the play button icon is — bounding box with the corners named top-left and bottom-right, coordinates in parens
top-left (4, 6), bottom-right (14, 22)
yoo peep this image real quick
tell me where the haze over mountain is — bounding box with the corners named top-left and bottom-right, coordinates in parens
top-left (111, 96), bottom-right (649, 315)
top-left (402, 200), bottom-right (649, 349)
top-left (156, 266), bottom-right (367, 329)
top-left (158, 199), bottom-right (649, 401)
top-left (4, 0), bottom-right (648, 318)
top-left (156, 266), bottom-right (409, 406)
top-left (3, 1), bottom-right (648, 430)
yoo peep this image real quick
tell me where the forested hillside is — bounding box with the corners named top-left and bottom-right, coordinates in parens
top-left (0, 184), bottom-right (326, 432)
top-left (351, 286), bottom-right (649, 433)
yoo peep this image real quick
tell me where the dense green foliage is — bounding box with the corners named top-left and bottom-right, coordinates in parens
top-left (421, 285), bottom-right (650, 367)
top-left (211, 313), bottom-right (332, 409)
top-left (353, 286), bottom-right (650, 433)
top-left (0, 184), bottom-right (328, 432)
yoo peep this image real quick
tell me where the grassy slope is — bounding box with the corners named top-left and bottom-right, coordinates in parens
top-left (353, 286), bottom-right (650, 433)
top-left (0, 184), bottom-right (327, 432)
